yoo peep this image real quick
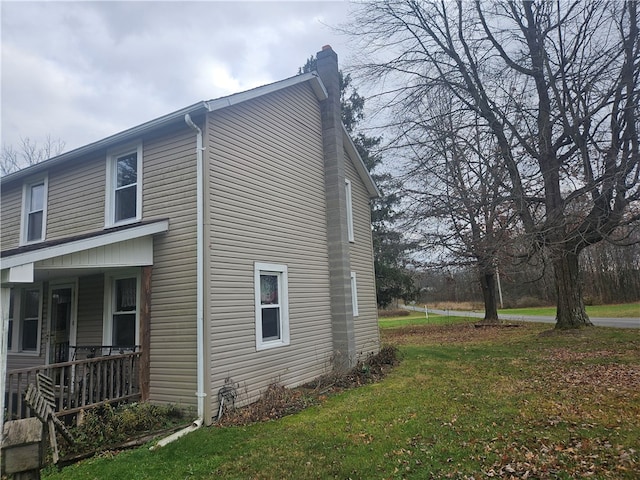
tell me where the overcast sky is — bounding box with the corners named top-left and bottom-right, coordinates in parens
top-left (1, 0), bottom-right (355, 153)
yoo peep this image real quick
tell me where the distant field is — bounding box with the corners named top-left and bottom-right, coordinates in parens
top-left (399, 302), bottom-right (639, 318)
top-left (498, 303), bottom-right (640, 318)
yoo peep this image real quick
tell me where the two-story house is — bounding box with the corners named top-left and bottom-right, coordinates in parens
top-left (1, 46), bottom-right (380, 426)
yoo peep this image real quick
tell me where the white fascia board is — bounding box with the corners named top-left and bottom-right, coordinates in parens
top-left (205, 73), bottom-right (327, 112)
top-left (0, 220), bottom-right (169, 270)
top-left (2, 104), bottom-right (209, 186)
top-left (2, 74), bottom-right (328, 187)
top-left (342, 125), bottom-right (381, 199)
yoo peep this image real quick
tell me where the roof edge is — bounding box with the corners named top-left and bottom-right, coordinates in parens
top-left (2, 72), bottom-right (330, 186)
top-left (205, 72), bottom-right (327, 112)
top-left (342, 125), bottom-right (381, 199)
top-left (1, 102), bottom-right (209, 185)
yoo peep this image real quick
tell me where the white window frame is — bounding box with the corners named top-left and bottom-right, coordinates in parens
top-left (7, 288), bottom-right (14, 352)
top-left (350, 271), bottom-right (359, 317)
top-left (7, 285), bottom-right (43, 355)
top-left (103, 272), bottom-right (141, 350)
top-left (20, 175), bottom-right (48, 245)
top-left (105, 142), bottom-right (143, 228)
top-left (254, 262), bottom-right (290, 351)
top-left (345, 179), bottom-right (354, 243)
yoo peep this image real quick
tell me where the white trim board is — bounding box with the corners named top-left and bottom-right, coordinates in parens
top-left (1, 220), bottom-right (169, 270)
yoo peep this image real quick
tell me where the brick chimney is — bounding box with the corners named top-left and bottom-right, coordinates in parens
top-left (316, 45), bottom-right (356, 370)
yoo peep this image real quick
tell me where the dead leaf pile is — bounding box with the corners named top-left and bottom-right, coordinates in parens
top-left (216, 346), bottom-right (400, 427)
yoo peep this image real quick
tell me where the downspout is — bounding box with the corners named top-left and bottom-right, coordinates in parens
top-left (150, 113), bottom-right (206, 450)
top-left (184, 114), bottom-right (206, 421)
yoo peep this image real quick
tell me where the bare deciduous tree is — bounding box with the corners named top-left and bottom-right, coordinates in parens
top-left (401, 92), bottom-right (516, 322)
top-left (349, 0), bottom-right (640, 328)
top-left (1, 136), bottom-right (65, 176)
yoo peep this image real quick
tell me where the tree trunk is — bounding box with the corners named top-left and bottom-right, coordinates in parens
top-left (553, 250), bottom-right (593, 329)
top-left (479, 269), bottom-right (500, 323)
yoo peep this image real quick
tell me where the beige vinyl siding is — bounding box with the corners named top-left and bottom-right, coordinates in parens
top-left (0, 182), bottom-right (22, 249)
top-left (75, 274), bottom-right (105, 346)
top-left (142, 126), bottom-right (198, 407)
top-left (46, 154), bottom-right (105, 240)
top-left (1, 151), bottom-right (104, 248)
top-left (206, 83), bottom-right (334, 409)
top-left (346, 152), bottom-right (380, 357)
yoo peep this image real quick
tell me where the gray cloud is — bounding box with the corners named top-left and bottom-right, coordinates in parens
top-left (1, 1), bottom-right (352, 152)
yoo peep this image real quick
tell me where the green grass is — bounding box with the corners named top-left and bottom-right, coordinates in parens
top-left (378, 311), bottom-right (472, 328)
top-left (499, 302), bottom-right (640, 318)
top-left (43, 321), bottom-right (640, 479)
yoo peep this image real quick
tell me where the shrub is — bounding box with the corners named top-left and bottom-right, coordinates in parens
top-left (217, 346), bottom-right (400, 427)
top-left (62, 402), bottom-right (187, 457)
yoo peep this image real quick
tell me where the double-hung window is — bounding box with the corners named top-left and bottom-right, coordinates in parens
top-left (255, 263), bottom-right (290, 350)
top-left (109, 276), bottom-right (138, 348)
top-left (6, 287), bottom-right (42, 354)
top-left (345, 179), bottom-right (354, 242)
top-left (106, 144), bottom-right (142, 226)
top-left (21, 176), bottom-right (48, 244)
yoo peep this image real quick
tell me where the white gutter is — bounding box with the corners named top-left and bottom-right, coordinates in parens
top-left (184, 114), bottom-right (206, 421)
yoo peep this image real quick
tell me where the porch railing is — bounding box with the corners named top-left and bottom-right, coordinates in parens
top-left (5, 351), bottom-right (141, 421)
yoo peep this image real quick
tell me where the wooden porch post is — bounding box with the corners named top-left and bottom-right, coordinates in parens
top-left (139, 266), bottom-right (152, 401)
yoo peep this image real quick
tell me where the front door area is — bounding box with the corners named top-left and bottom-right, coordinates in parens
top-left (49, 285), bottom-right (74, 363)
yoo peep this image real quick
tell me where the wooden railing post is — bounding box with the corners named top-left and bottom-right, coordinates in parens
top-left (139, 266), bottom-right (152, 401)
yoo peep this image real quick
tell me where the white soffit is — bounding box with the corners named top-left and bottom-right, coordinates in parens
top-left (1, 220), bottom-right (169, 271)
top-left (36, 237), bottom-right (153, 269)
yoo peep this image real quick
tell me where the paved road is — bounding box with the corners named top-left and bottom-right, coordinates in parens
top-left (404, 305), bottom-right (640, 329)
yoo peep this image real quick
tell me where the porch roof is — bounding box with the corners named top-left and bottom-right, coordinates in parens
top-left (0, 219), bottom-right (169, 284)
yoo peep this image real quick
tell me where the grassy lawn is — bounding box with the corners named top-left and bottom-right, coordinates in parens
top-left (44, 318), bottom-right (640, 479)
top-left (378, 311), bottom-right (470, 328)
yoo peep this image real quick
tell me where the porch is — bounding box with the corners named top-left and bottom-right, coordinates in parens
top-left (6, 349), bottom-right (142, 421)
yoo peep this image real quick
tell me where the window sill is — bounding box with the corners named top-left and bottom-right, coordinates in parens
top-left (7, 351), bottom-right (41, 357)
top-left (19, 238), bottom-right (45, 247)
top-left (104, 218), bottom-right (142, 230)
top-left (256, 340), bottom-right (290, 351)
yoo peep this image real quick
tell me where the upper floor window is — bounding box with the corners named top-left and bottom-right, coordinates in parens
top-left (21, 176), bottom-right (48, 244)
top-left (345, 179), bottom-right (354, 243)
top-left (255, 262), bottom-right (290, 350)
top-left (106, 144), bottom-right (142, 227)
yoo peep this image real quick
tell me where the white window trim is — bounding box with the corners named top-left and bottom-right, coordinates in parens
top-left (254, 262), bottom-right (290, 351)
top-left (20, 174), bottom-right (48, 245)
top-left (345, 179), bottom-right (354, 243)
top-left (350, 271), bottom-right (359, 317)
top-left (105, 142), bottom-right (143, 228)
top-left (7, 285), bottom-right (43, 356)
top-left (102, 271), bottom-right (141, 349)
